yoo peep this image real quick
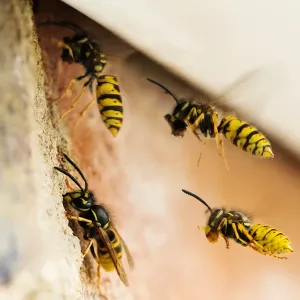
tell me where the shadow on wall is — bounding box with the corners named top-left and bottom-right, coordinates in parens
top-left (34, 1), bottom-right (300, 299)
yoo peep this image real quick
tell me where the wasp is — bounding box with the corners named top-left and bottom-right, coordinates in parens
top-left (54, 153), bottom-right (134, 298)
top-left (38, 22), bottom-right (120, 134)
top-left (147, 78), bottom-right (274, 161)
top-left (181, 189), bottom-right (293, 259)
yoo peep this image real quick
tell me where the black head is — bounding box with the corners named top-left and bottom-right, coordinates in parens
top-left (164, 114), bottom-right (187, 137)
top-left (54, 153), bottom-right (94, 211)
top-left (182, 189), bottom-right (223, 243)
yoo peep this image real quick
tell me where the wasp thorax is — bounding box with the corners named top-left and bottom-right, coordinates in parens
top-left (86, 205), bottom-right (110, 227)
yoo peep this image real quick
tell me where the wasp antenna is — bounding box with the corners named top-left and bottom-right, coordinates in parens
top-left (62, 153), bottom-right (89, 192)
top-left (54, 167), bottom-right (85, 192)
top-left (182, 189), bottom-right (213, 213)
top-left (147, 78), bottom-right (179, 104)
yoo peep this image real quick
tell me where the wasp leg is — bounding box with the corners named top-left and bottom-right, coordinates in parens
top-left (249, 244), bottom-right (288, 260)
top-left (74, 98), bottom-right (97, 129)
top-left (197, 152), bottom-right (203, 167)
top-left (248, 243), bottom-right (267, 255)
top-left (97, 263), bottom-right (108, 300)
top-left (90, 244), bottom-right (108, 300)
top-left (197, 138), bottom-right (209, 167)
top-left (268, 252), bottom-right (288, 260)
top-left (230, 224), bottom-right (250, 247)
top-left (191, 111), bottom-right (205, 131)
top-left (213, 117), bottom-right (220, 151)
top-left (233, 223), bottom-right (264, 250)
top-left (217, 135), bottom-right (229, 171)
top-left (50, 37), bottom-right (75, 60)
top-left (65, 213), bottom-right (93, 225)
top-left (185, 108), bottom-right (202, 141)
top-left (82, 238), bottom-right (94, 258)
top-left (53, 86), bottom-right (88, 128)
top-left (50, 78), bottom-right (78, 105)
top-left (57, 41), bottom-right (75, 60)
top-left (216, 218), bottom-right (231, 249)
top-left (220, 234), bottom-right (230, 249)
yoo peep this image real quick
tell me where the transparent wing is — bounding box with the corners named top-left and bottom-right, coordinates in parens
top-left (113, 226), bottom-right (135, 270)
top-left (96, 226), bottom-right (129, 287)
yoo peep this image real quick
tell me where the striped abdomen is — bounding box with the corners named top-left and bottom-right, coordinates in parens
top-left (217, 116), bottom-right (274, 158)
top-left (97, 227), bottom-right (123, 272)
top-left (249, 224), bottom-right (293, 255)
top-left (96, 75), bottom-right (123, 137)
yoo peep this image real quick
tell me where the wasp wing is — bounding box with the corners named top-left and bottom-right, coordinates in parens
top-left (96, 226), bottom-right (129, 287)
top-left (113, 226), bottom-right (134, 270)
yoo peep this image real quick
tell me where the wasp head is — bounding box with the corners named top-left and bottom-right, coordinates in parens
top-left (164, 114), bottom-right (187, 137)
top-left (63, 190), bottom-right (95, 212)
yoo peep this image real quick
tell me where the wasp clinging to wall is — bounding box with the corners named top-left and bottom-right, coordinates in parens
top-left (39, 21), bottom-right (107, 125)
top-left (54, 153), bottom-right (133, 299)
top-left (147, 78), bottom-right (274, 162)
top-left (182, 189), bottom-right (293, 259)
top-left (39, 21), bottom-right (124, 137)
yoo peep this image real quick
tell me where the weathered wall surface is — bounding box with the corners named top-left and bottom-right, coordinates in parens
top-left (1, 1), bottom-right (300, 300)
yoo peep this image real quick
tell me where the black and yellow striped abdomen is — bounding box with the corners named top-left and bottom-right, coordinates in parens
top-left (96, 75), bottom-right (124, 137)
top-left (249, 224), bottom-right (293, 255)
top-left (97, 226), bottom-right (123, 272)
top-left (217, 115), bottom-right (274, 158)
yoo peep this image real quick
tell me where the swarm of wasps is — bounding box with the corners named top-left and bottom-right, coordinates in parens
top-left (39, 20), bottom-right (293, 300)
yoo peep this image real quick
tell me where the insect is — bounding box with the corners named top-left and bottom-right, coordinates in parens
top-left (54, 153), bottom-right (133, 298)
top-left (38, 21), bottom-right (109, 126)
top-left (147, 78), bottom-right (274, 160)
top-left (181, 189), bottom-right (293, 259)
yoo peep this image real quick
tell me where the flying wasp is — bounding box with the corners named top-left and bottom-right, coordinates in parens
top-left (39, 21), bottom-right (125, 137)
top-left (54, 153), bottom-right (134, 298)
top-left (181, 189), bottom-right (293, 259)
top-left (147, 78), bottom-right (274, 161)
